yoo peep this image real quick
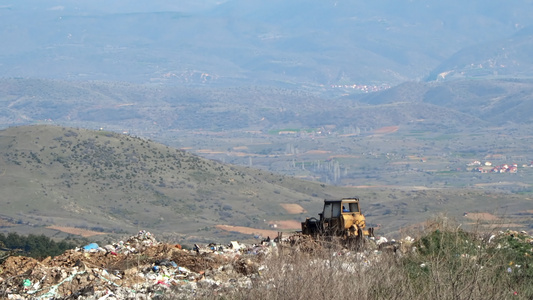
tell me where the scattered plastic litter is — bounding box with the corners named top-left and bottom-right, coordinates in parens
top-left (0, 231), bottom-right (273, 299)
top-left (82, 243), bottom-right (99, 252)
top-left (2, 229), bottom-right (530, 299)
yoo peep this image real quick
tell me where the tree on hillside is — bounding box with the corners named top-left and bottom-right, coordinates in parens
top-left (0, 232), bottom-right (78, 258)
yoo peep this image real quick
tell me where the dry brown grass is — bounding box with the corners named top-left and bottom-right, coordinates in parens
top-left (215, 225), bottom-right (279, 238)
top-left (280, 204), bottom-right (306, 214)
top-left (268, 220), bottom-right (301, 230)
top-left (374, 125), bottom-right (399, 134)
top-left (46, 225), bottom-right (107, 237)
top-left (0, 218), bottom-right (16, 227)
top-left (304, 150), bottom-right (331, 155)
top-left (202, 215), bottom-right (533, 300)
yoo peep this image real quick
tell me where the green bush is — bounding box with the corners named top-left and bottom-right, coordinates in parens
top-left (0, 232), bottom-right (78, 259)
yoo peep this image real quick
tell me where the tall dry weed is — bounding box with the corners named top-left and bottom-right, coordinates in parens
top-left (222, 215), bottom-right (532, 300)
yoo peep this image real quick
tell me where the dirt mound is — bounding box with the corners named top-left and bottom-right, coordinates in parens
top-left (2, 256), bottom-right (41, 277)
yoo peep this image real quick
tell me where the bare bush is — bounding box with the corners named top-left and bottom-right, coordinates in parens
top-left (214, 216), bottom-right (532, 300)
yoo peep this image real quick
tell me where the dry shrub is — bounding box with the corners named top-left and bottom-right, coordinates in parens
top-left (222, 215), bottom-right (532, 300)
top-left (228, 242), bottom-right (411, 300)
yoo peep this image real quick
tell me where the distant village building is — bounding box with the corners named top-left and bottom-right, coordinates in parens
top-left (490, 163), bottom-right (518, 173)
top-left (473, 167), bottom-right (488, 173)
top-left (472, 162), bottom-right (518, 174)
top-left (278, 131), bottom-right (297, 135)
top-left (467, 160), bottom-right (481, 166)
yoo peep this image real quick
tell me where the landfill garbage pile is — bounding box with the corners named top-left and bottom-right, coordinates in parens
top-left (2, 228), bottom-right (530, 299)
top-left (0, 231), bottom-right (271, 299)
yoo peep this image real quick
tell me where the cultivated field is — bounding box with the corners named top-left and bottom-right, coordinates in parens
top-left (46, 226), bottom-right (107, 238)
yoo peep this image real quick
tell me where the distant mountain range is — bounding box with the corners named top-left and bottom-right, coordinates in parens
top-left (2, 0), bottom-right (533, 87)
top-left (428, 26), bottom-right (533, 81)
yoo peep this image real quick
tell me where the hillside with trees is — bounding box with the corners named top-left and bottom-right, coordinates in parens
top-left (0, 125), bottom-right (531, 244)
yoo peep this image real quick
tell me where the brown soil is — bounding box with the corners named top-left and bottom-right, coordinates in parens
top-left (347, 185), bottom-right (391, 188)
top-left (475, 223), bottom-right (525, 229)
top-left (327, 155), bottom-right (361, 159)
top-left (216, 225), bottom-right (279, 239)
top-left (0, 218), bottom-right (16, 227)
top-left (304, 150), bottom-right (331, 155)
top-left (464, 212), bottom-right (500, 221)
top-left (474, 182), bottom-right (530, 187)
top-left (280, 204), bottom-right (306, 214)
top-left (346, 185), bottom-right (432, 191)
top-left (374, 126), bottom-right (399, 134)
top-left (196, 149), bottom-right (225, 154)
top-left (268, 220), bottom-right (301, 230)
top-left (46, 226), bottom-right (107, 237)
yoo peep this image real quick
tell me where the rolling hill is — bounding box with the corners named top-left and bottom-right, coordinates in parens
top-left (4, 77), bottom-right (533, 136)
top-left (0, 125), bottom-right (340, 242)
top-left (358, 78), bottom-right (533, 125)
top-left (427, 26), bottom-right (533, 82)
top-left (1, 125), bottom-right (531, 244)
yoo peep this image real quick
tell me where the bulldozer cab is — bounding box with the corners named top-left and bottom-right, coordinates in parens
top-left (318, 198), bottom-right (363, 236)
top-left (321, 198), bottom-right (361, 220)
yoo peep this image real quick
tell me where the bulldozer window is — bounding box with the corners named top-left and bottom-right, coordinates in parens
top-left (348, 202), bottom-right (359, 213)
top-left (323, 203), bottom-right (332, 219)
top-left (332, 202), bottom-right (341, 217)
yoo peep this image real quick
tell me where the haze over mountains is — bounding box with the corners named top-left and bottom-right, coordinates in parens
top-left (2, 0), bottom-right (533, 86)
top-left (1, 1), bottom-right (533, 240)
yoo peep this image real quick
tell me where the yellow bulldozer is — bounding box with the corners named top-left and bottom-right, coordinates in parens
top-left (301, 197), bottom-right (374, 244)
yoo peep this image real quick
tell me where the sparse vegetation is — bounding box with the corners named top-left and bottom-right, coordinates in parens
top-left (0, 122), bottom-right (531, 244)
top-left (205, 218), bottom-right (533, 300)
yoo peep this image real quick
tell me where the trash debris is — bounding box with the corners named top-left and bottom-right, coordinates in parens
top-left (375, 236), bottom-right (388, 245)
top-left (2, 229), bottom-right (530, 299)
top-left (0, 231), bottom-right (271, 299)
top-left (82, 243), bottom-right (99, 252)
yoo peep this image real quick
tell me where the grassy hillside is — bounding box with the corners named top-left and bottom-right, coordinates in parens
top-left (0, 125), bottom-right (329, 240)
top-left (1, 125), bottom-right (531, 245)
